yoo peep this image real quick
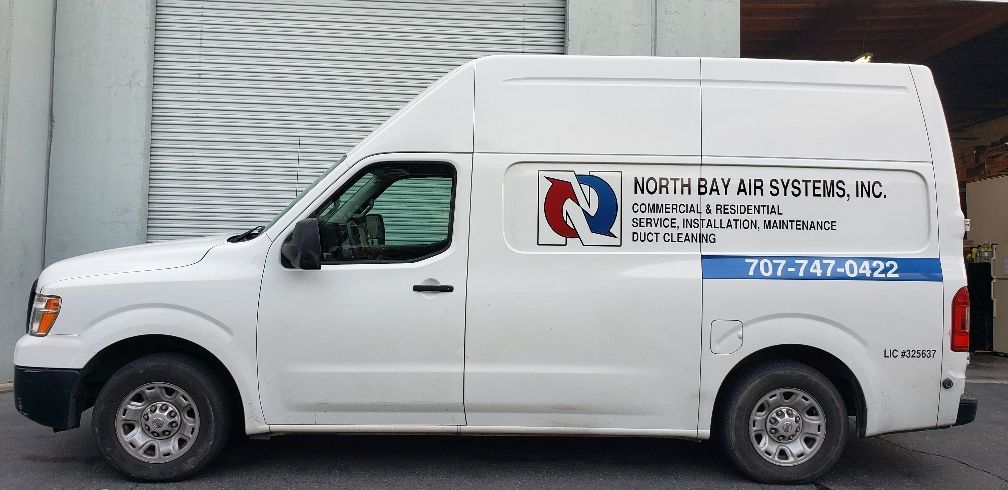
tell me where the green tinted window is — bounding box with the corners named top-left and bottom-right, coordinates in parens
top-left (371, 177), bottom-right (452, 245)
top-left (313, 162), bottom-right (455, 263)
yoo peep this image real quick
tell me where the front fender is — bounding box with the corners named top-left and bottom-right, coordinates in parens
top-left (15, 304), bottom-right (268, 434)
top-left (16, 239), bottom-right (270, 434)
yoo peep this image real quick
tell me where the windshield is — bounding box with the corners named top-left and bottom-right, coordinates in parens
top-left (264, 155), bottom-right (347, 231)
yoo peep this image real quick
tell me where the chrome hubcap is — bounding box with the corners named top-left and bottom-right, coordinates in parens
top-left (749, 388), bottom-right (825, 467)
top-left (767, 406), bottom-right (802, 442)
top-left (115, 383), bottom-right (199, 463)
top-left (142, 401), bottom-right (182, 439)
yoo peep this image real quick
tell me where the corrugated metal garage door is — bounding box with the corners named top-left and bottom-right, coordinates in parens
top-left (149, 0), bottom-right (566, 242)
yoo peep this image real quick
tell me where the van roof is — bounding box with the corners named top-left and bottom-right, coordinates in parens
top-left (348, 55), bottom-right (934, 163)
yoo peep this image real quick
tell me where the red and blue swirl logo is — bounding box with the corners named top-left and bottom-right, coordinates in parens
top-left (538, 170), bottom-right (622, 246)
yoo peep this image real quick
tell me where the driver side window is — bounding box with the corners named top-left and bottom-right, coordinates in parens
top-left (313, 162), bottom-right (455, 263)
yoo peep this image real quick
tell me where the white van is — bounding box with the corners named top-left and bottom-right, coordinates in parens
top-left (14, 55), bottom-right (975, 483)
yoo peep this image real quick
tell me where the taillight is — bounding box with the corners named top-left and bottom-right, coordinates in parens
top-left (951, 287), bottom-right (970, 352)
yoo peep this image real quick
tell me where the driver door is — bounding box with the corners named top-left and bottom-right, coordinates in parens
top-left (257, 155), bottom-right (470, 426)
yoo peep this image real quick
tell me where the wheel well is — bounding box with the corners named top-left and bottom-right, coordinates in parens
top-left (74, 335), bottom-right (243, 430)
top-left (711, 345), bottom-right (867, 437)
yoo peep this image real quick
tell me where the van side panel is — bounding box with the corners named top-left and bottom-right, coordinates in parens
top-left (699, 59), bottom-right (945, 437)
top-left (909, 65), bottom-right (969, 427)
top-left (464, 153), bottom-right (703, 432)
top-left (697, 157), bottom-right (942, 436)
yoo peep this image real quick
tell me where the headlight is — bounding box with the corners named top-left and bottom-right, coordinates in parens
top-left (28, 294), bottom-right (61, 337)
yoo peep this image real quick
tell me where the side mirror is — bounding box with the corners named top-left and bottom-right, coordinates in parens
top-left (281, 218), bottom-right (322, 270)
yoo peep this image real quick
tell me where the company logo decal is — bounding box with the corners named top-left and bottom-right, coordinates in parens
top-left (538, 170), bottom-right (622, 246)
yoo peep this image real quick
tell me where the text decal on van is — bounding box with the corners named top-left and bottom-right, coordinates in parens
top-left (538, 170), bottom-right (622, 246)
top-left (702, 256), bottom-right (942, 281)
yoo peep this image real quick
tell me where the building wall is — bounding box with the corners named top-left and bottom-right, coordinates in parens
top-left (44, 0), bottom-right (154, 265)
top-left (0, 0), bottom-right (55, 382)
top-left (655, 0), bottom-right (740, 57)
top-left (567, 0), bottom-right (740, 57)
top-left (567, 0), bottom-right (655, 56)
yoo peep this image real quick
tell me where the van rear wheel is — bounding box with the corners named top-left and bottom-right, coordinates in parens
top-left (719, 361), bottom-right (848, 484)
top-left (92, 353), bottom-right (231, 481)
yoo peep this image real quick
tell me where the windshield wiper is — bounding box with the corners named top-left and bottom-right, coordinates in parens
top-left (228, 225), bottom-right (265, 243)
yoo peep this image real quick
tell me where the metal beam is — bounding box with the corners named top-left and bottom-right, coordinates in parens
top-left (896, 6), bottom-right (1008, 62)
top-left (777, 0), bottom-right (880, 60)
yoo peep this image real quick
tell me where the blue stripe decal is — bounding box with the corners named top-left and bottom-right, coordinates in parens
top-left (702, 255), bottom-right (942, 281)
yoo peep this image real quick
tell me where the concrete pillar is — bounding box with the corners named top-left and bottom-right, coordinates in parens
top-left (44, 0), bottom-right (154, 265)
top-left (567, 0), bottom-right (655, 56)
top-left (0, 0), bottom-right (56, 382)
top-left (567, 0), bottom-right (740, 57)
top-left (656, 0), bottom-right (740, 57)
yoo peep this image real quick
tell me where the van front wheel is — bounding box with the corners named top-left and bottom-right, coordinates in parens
top-left (720, 361), bottom-right (848, 484)
top-left (92, 353), bottom-right (231, 481)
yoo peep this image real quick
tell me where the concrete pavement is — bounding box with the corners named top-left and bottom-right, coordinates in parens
top-left (2, 355), bottom-right (1007, 488)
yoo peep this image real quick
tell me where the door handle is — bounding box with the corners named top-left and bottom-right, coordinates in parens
top-left (413, 284), bottom-right (454, 293)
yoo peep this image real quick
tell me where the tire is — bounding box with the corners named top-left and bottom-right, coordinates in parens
top-left (719, 360), bottom-right (848, 484)
top-left (92, 353), bottom-right (232, 481)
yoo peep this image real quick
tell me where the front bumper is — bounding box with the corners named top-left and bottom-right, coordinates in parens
top-left (954, 392), bottom-right (978, 426)
top-left (13, 366), bottom-right (83, 431)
